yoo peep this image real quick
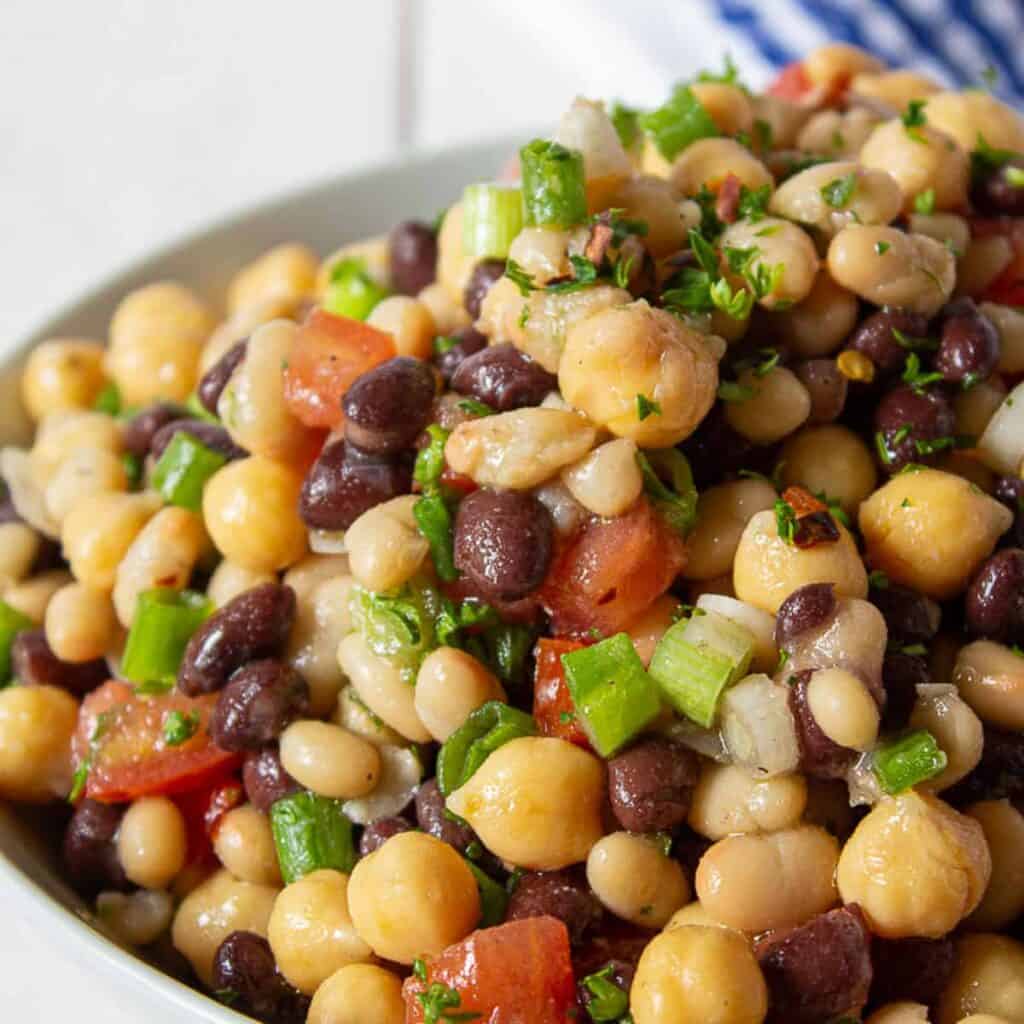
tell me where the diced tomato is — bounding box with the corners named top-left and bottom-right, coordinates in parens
top-left (403, 917), bottom-right (576, 1024)
top-left (282, 308), bottom-right (395, 429)
top-left (540, 498), bottom-right (687, 638)
top-left (768, 61), bottom-right (813, 100)
top-left (73, 681), bottom-right (241, 804)
top-left (533, 638), bottom-right (591, 749)
top-left (173, 774), bottom-right (244, 865)
top-left (440, 466), bottom-right (478, 497)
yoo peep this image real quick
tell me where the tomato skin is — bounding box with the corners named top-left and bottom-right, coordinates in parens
top-left (173, 775), bottom-right (244, 865)
top-left (539, 499), bottom-right (687, 638)
top-left (74, 681), bottom-right (241, 803)
top-left (403, 917), bottom-right (576, 1024)
top-left (768, 61), bottom-right (812, 100)
top-left (533, 638), bottom-right (591, 749)
top-left (282, 308), bottom-right (395, 429)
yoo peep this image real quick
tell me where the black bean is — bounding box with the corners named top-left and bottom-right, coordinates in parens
top-left (935, 298), bottom-right (1000, 385)
top-left (775, 583), bottom-right (837, 650)
top-left (870, 584), bottom-right (941, 645)
top-left (211, 931), bottom-right (310, 1024)
top-left (794, 358), bottom-right (848, 424)
top-left (965, 548), bottom-right (1024, 643)
top-left (846, 308), bottom-right (931, 376)
top-left (881, 652), bottom-right (930, 731)
top-left (435, 327), bottom-right (488, 384)
top-left (178, 584), bottom-right (296, 696)
top-left (414, 778), bottom-right (498, 873)
top-left (573, 925), bottom-right (658, 979)
top-left (607, 738), bottom-right (699, 833)
top-left (11, 630), bottom-right (107, 696)
top-left (506, 868), bottom-right (603, 945)
top-left (873, 384), bottom-right (955, 474)
top-left (755, 905), bottom-right (872, 1024)
top-left (681, 406), bottom-right (753, 489)
top-left (788, 670), bottom-right (855, 779)
top-left (946, 726), bottom-right (1024, 807)
top-left (0, 497), bottom-right (19, 524)
top-left (358, 816), bottom-right (414, 857)
top-left (299, 440), bottom-right (412, 532)
top-left (150, 418), bottom-right (247, 462)
top-left (463, 259), bottom-right (505, 320)
top-left (197, 340), bottom-right (248, 416)
top-left (389, 221), bottom-right (438, 296)
top-left (243, 747), bottom-right (301, 813)
top-left (122, 403), bottom-right (189, 458)
top-left (450, 343), bottom-right (557, 412)
top-left (971, 158), bottom-right (1024, 216)
top-left (341, 357), bottom-right (436, 454)
top-left (62, 799), bottom-right (129, 894)
top-left (209, 660), bottom-right (310, 752)
top-left (994, 476), bottom-right (1024, 547)
top-left (869, 936), bottom-right (956, 1007)
top-left (453, 489), bottom-right (554, 602)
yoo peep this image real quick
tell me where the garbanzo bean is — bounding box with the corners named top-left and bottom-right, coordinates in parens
top-left (851, 69), bottom-right (940, 109)
top-left (586, 832), bottom-right (690, 928)
top-left (106, 282), bottom-right (212, 404)
top-left (414, 647), bottom-right (506, 742)
top-left (955, 376), bottom-right (1008, 438)
top-left (366, 296), bottom-right (437, 360)
top-left (606, 175), bottom-right (686, 257)
top-left (670, 138), bottom-right (773, 196)
top-left (684, 478), bottom-right (777, 581)
top-left (0, 684), bottom-right (78, 802)
top-left (561, 438), bottom-right (643, 518)
top-left (764, 270), bottom-right (860, 358)
top-left (43, 446), bottom-right (128, 526)
top-left (910, 687), bottom-right (984, 792)
top-left (837, 791), bottom-right (991, 939)
top-left (307, 964), bottom-right (405, 1024)
top-left (733, 508), bottom-right (868, 613)
top-left (690, 82), bottom-right (753, 137)
top-left (117, 796), bottom-right (188, 890)
top-left (446, 736), bottom-right (605, 870)
top-left (558, 301), bottom-right (717, 448)
top-left (724, 366), bottom-right (812, 445)
top-left (797, 106), bottom-right (881, 158)
top-left (31, 410), bottom-right (123, 484)
top-left (958, 235), bottom-right (1014, 299)
top-left (171, 868), bottom-right (278, 986)
top-left (268, 869), bottom-right (373, 995)
top-left (779, 424), bottom-right (877, 515)
top-left (804, 41), bottom-right (883, 90)
top-left (865, 1004), bottom-right (931, 1024)
top-left (212, 804), bottom-right (281, 886)
top-left (664, 901), bottom-right (736, 932)
top-left (45, 582), bottom-right (117, 663)
top-left (227, 242), bottom-right (318, 316)
top-left (419, 281), bottom-right (471, 335)
top-left (828, 226), bottom-right (956, 315)
top-left (719, 218), bottom-right (819, 309)
top-left (21, 340), bottom-right (107, 422)
top-left (859, 469), bottom-right (1012, 599)
top-left (964, 800), bottom-right (1024, 931)
top-left (953, 641), bottom-right (1024, 731)
top-left (923, 90), bottom-right (1024, 153)
top-left (695, 824), bottom-right (839, 933)
top-left (206, 558), bottom-right (276, 608)
top-left (0, 522), bottom-right (41, 586)
top-left (936, 934), bottom-right (1024, 1024)
top-left (749, 93), bottom-right (811, 150)
top-left (4, 569), bottom-right (73, 624)
top-left (980, 302), bottom-right (1024, 374)
top-left (806, 667), bottom-right (880, 751)
top-left (317, 236), bottom-right (390, 296)
top-left (348, 832), bottom-right (479, 964)
top-left (344, 495), bottom-right (429, 591)
top-left (909, 212), bottom-right (970, 256)
top-left (202, 456), bottom-right (307, 573)
top-left (631, 925), bottom-right (768, 1024)
top-left (279, 721), bottom-right (380, 800)
top-left (688, 762), bottom-right (807, 840)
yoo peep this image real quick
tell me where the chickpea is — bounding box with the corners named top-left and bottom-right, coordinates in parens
top-left (207, 558), bottom-right (276, 608)
top-left (4, 569), bottom-right (73, 624)
top-left (685, 479), bottom-right (776, 582)
top-left (607, 175), bottom-right (686, 257)
top-left (936, 934), bottom-right (1024, 1024)
top-left (200, 304), bottom-right (270, 375)
top-left (910, 688), bottom-right (983, 792)
top-left (348, 832), bottom-right (479, 964)
top-left (837, 791), bottom-right (990, 938)
top-left (344, 495), bottom-right (430, 591)
top-left (212, 805), bottom-right (282, 886)
top-left (663, 901), bottom-right (736, 933)
top-left (62, 491), bottom-right (161, 590)
top-left (414, 647), bottom-right (506, 743)
top-left (418, 281), bottom-right (470, 335)
top-left (218, 319), bottom-right (317, 462)
top-left (806, 667), bottom-right (880, 751)
top-left (957, 236), bottom-right (1014, 299)
top-left (337, 632), bottom-right (432, 743)
top-left (558, 301), bottom-right (717, 449)
top-left (0, 522), bottom-right (41, 587)
top-left (910, 212), bottom-right (970, 257)
top-left (797, 106), bottom-right (882, 158)
top-left (105, 282), bottom-right (212, 404)
top-left (859, 469), bottom-right (1012, 600)
top-left (117, 796), bottom-right (188, 890)
top-left (31, 410), bottom-right (123, 484)
top-left (696, 824), bottom-right (839, 933)
top-left (631, 925), bottom-right (768, 1024)
top-left (764, 270), bottom-right (859, 358)
top-left (586, 832), bottom-right (690, 928)
top-left (733, 508), bottom-right (868, 613)
top-left (719, 218), bottom-right (819, 310)
top-left (366, 295), bottom-right (437, 360)
top-left (851, 69), bottom-right (940, 110)
top-left (0, 684), bottom-right (78, 803)
top-left (866, 1004), bottom-right (931, 1024)
top-left (953, 641), bottom-right (1024, 731)
top-left (695, 594), bottom-right (778, 673)
top-left (923, 90), bottom-right (1024, 154)
top-left (44, 446), bottom-right (128, 526)
top-left (446, 736), bottom-right (605, 870)
top-left (828, 226), bottom-right (956, 315)
top-left (202, 456), bottom-right (307, 573)
top-left (307, 964), bottom-right (405, 1024)
top-left (805, 42), bottom-right (883, 91)
top-left (279, 721), bottom-right (380, 800)
top-left (171, 868), bottom-right (278, 986)
top-left (507, 227), bottom-right (571, 286)
top-left (670, 138), bottom-right (773, 197)
top-left (558, 439), bottom-right (642, 519)
top-left (955, 376), bottom-right (1008, 439)
top-left (770, 161), bottom-right (902, 238)
top-left (97, 889), bottom-right (174, 948)
top-left (690, 82), bottom-right (753, 137)
top-left (779, 424), bottom-right (877, 516)
top-left (45, 582), bottom-right (117, 663)
top-left (318, 236), bottom-right (391, 296)
top-left (21, 340), bottom-right (107, 421)
top-left (980, 303), bottom-right (1024, 374)
top-left (436, 201), bottom-right (474, 305)
top-left (688, 762), bottom-right (806, 840)
top-left (724, 366), bottom-right (811, 445)
top-left (963, 800), bottom-right (1024, 931)
top-left (227, 242), bottom-right (317, 316)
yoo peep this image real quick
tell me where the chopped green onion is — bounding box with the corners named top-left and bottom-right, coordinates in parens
top-left (437, 700), bottom-right (536, 795)
top-left (270, 790), bottom-right (356, 884)
top-left (435, 598), bottom-right (499, 649)
top-left (93, 382), bottom-right (122, 416)
top-left (580, 964), bottom-right (631, 1022)
top-left (163, 709), bottom-right (200, 746)
top-left (122, 453), bottom-right (144, 490)
top-left (465, 859), bottom-right (508, 927)
top-left (185, 391), bottom-right (220, 423)
top-left (636, 449), bottom-right (699, 536)
top-left (414, 424), bottom-right (450, 493)
top-left (481, 623), bottom-right (535, 686)
top-left (607, 101), bottom-right (640, 150)
top-left (913, 188), bottom-right (936, 215)
top-left (322, 258), bottom-right (389, 321)
top-left (0, 600), bottom-right (33, 683)
top-left (462, 183), bottom-right (524, 261)
top-left (519, 139), bottom-right (587, 229)
top-left (151, 432), bottom-right (227, 512)
top-left (873, 729), bottom-right (948, 794)
top-left (561, 633), bottom-right (662, 757)
top-left (649, 610), bottom-right (754, 727)
top-left (639, 85), bottom-right (718, 161)
top-left (820, 173), bottom-right (858, 208)
top-left (121, 589), bottom-right (212, 690)
top-left (414, 494), bottom-right (459, 582)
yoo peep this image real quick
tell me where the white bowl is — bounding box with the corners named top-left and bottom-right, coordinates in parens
top-left (0, 136), bottom-right (514, 1021)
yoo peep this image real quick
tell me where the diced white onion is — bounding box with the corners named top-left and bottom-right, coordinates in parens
top-left (978, 380), bottom-right (1024, 475)
top-left (342, 745), bottom-right (423, 825)
top-left (720, 672), bottom-right (801, 777)
top-left (0, 446), bottom-right (60, 539)
top-left (554, 97), bottom-right (632, 184)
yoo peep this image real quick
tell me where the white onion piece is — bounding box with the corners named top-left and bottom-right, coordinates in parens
top-left (659, 716), bottom-right (730, 763)
top-left (308, 528), bottom-right (348, 554)
top-left (915, 682), bottom-right (956, 699)
top-left (342, 745), bottom-right (422, 825)
top-left (720, 673), bottom-right (800, 777)
top-left (978, 380), bottom-right (1024, 475)
top-left (534, 480), bottom-right (587, 537)
top-left (846, 752), bottom-right (882, 807)
top-left (554, 97), bottom-right (632, 185)
top-left (697, 594), bottom-right (778, 673)
top-left (0, 446), bottom-right (60, 539)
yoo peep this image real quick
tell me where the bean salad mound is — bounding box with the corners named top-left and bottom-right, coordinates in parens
top-left (3, 41), bottom-right (1024, 1024)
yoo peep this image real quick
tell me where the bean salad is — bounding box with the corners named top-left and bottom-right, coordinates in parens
top-left (2, 41), bottom-right (1024, 1024)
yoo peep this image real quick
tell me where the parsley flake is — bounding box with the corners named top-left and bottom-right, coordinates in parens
top-left (821, 173), bottom-right (858, 208)
top-left (902, 99), bottom-right (928, 142)
top-left (913, 188), bottom-right (936, 215)
top-left (875, 240), bottom-right (890, 255)
top-left (774, 497), bottom-right (798, 545)
top-left (868, 570), bottom-right (890, 589)
top-left (902, 352), bottom-right (943, 392)
top-left (636, 395), bottom-right (662, 421)
top-left (163, 709), bottom-right (200, 747)
top-left (717, 380), bottom-right (755, 403)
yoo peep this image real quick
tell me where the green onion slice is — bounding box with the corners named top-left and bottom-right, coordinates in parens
top-left (270, 790), bottom-right (356, 884)
top-left (121, 589), bottom-right (212, 691)
top-left (0, 600), bottom-right (33, 684)
top-left (873, 729), bottom-right (948, 794)
top-left (519, 139), bottom-right (587, 229)
top-left (322, 258), bottom-right (389, 321)
top-left (462, 183), bottom-right (524, 261)
top-left (151, 432), bottom-right (227, 512)
top-left (437, 700), bottom-right (536, 795)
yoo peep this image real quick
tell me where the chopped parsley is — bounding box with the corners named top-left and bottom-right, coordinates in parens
top-left (613, 253), bottom-right (635, 288)
top-left (415, 970), bottom-right (480, 1024)
top-left (163, 709), bottom-right (200, 747)
top-left (902, 352), bottom-right (943, 392)
top-left (902, 99), bottom-right (928, 143)
top-left (774, 497), bottom-right (798, 545)
top-left (456, 398), bottom-right (494, 418)
top-left (970, 133), bottom-right (1022, 180)
top-left (717, 380), bottom-right (755, 403)
top-left (636, 394), bottom-right (662, 421)
top-left (913, 188), bottom-right (936, 215)
top-left (68, 710), bottom-right (112, 802)
top-left (737, 183), bottom-right (772, 222)
top-left (892, 328), bottom-right (938, 352)
top-left (505, 258), bottom-right (537, 296)
top-left (821, 173), bottom-right (858, 209)
top-left (753, 118), bottom-right (773, 152)
top-left (433, 335), bottom-right (458, 356)
top-left (753, 348), bottom-right (780, 378)
top-left (697, 53), bottom-right (742, 87)
top-left (875, 240), bottom-right (891, 255)
top-left (580, 965), bottom-right (631, 1023)
top-left (868, 570), bottom-right (890, 590)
